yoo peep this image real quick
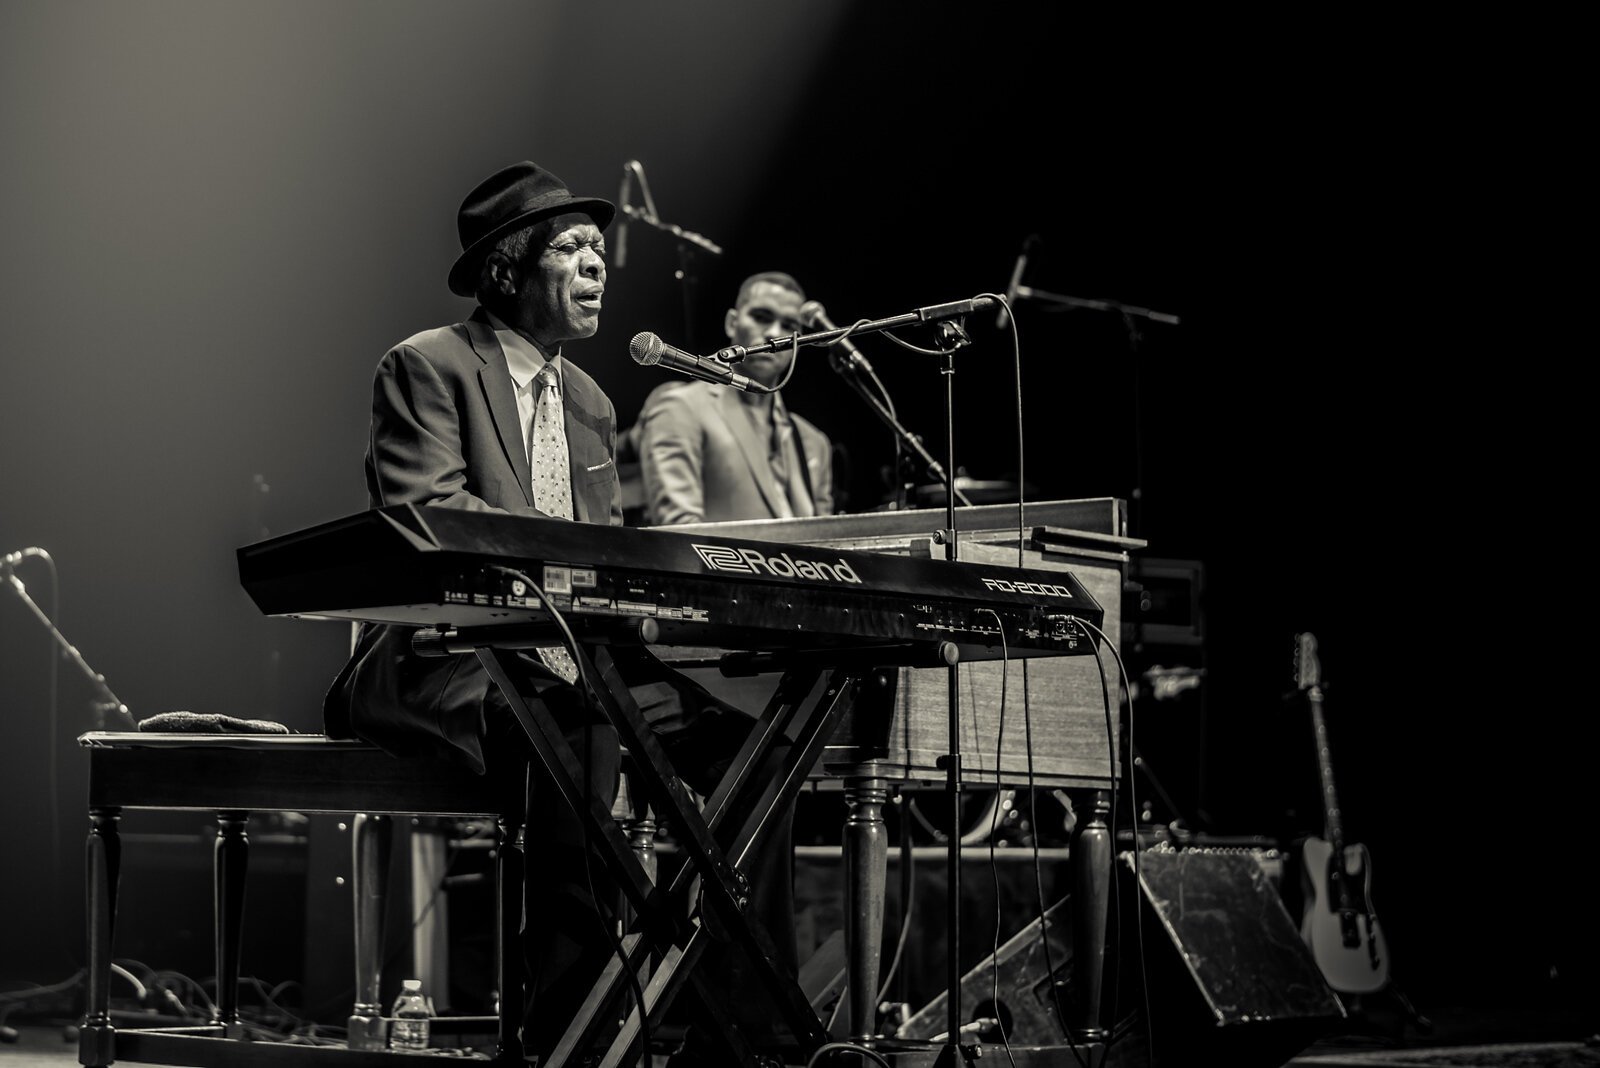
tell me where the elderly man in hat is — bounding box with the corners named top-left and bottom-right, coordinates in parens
top-left (324, 162), bottom-right (796, 1067)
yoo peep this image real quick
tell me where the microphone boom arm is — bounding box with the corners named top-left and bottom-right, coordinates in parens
top-left (618, 204), bottom-right (723, 257)
top-left (725, 296), bottom-right (997, 360)
top-left (2, 554), bottom-right (137, 729)
top-left (1014, 285), bottom-right (1180, 325)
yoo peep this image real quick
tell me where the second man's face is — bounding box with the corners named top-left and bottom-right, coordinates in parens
top-left (726, 280), bottom-right (804, 388)
top-left (524, 213), bottom-right (607, 349)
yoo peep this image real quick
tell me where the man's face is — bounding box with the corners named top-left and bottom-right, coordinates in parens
top-left (725, 280), bottom-right (803, 388)
top-left (521, 212), bottom-right (606, 350)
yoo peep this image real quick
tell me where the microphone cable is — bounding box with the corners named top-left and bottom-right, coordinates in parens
top-left (818, 317), bottom-right (905, 501)
top-left (764, 331), bottom-right (803, 394)
top-left (976, 610), bottom-right (1019, 1068)
top-left (490, 565), bottom-right (651, 1068)
top-left (1066, 613), bottom-right (1149, 1065)
top-left (818, 318), bottom-right (898, 421)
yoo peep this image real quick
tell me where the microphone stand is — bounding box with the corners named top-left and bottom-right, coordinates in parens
top-left (1011, 285), bottom-right (1178, 537)
top-left (826, 353), bottom-right (973, 510)
top-left (2, 557), bottom-right (136, 730)
top-left (934, 318), bottom-right (967, 1064)
top-left (769, 299), bottom-right (981, 1056)
top-left (616, 204), bottom-right (723, 343)
top-left (729, 299), bottom-right (998, 521)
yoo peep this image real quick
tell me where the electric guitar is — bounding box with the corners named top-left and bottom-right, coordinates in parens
top-left (1295, 632), bottom-right (1390, 994)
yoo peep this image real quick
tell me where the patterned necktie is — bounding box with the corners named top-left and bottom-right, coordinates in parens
top-left (531, 366), bottom-right (574, 521)
top-left (770, 404), bottom-right (813, 518)
top-left (529, 365), bottom-right (578, 683)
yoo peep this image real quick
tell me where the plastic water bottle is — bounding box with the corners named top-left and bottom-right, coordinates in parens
top-left (390, 979), bottom-right (431, 1051)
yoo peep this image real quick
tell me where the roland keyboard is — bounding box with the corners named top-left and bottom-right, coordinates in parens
top-left (237, 505), bottom-right (1104, 661)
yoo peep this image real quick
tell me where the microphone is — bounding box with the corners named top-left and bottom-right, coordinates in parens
top-left (800, 301), bottom-right (875, 375)
top-left (631, 160), bottom-right (660, 223)
top-left (615, 161), bottom-right (636, 268)
top-left (630, 332), bottom-right (762, 392)
top-left (996, 234), bottom-right (1041, 329)
top-left (915, 296), bottom-right (996, 321)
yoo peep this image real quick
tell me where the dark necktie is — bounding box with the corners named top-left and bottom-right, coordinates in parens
top-left (769, 403), bottom-right (814, 519)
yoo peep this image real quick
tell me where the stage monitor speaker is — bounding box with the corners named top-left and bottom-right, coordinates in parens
top-left (1113, 848), bottom-right (1345, 1068)
top-left (897, 895), bottom-right (1074, 1046)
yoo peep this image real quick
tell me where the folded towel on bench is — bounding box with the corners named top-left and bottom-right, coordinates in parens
top-left (137, 710), bottom-right (292, 734)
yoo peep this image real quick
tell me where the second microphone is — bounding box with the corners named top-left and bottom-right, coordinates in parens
top-left (629, 332), bottom-right (766, 393)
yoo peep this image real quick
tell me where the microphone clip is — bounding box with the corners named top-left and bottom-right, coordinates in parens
top-left (935, 318), bottom-right (972, 350)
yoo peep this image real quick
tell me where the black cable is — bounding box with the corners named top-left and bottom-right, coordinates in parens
top-left (874, 797), bottom-right (915, 1005)
top-left (1072, 616), bottom-right (1148, 1062)
top-left (580, 765), bottom-right (650, 1068)
top-left (977, 611), bottom-right (1018, 1068)
top-left (1019, 659), bottom-right (1090, 1068)
top-left (42, 555), bottom-right (63, 964)
top-left (905, 796), bottom-right (949, 843)
top-left (823, 318), bottom-right (905, 506)
top-left (984, 293), bottom-right (1094, 1067)
top-left (491, 566), bottom-right (649, 1068)
top-left (805, 1040), bottom-right (895, 1068)
top-left (879, 330), bottom-right (958, 358)
top-left (763, 331), bottom-right (803, 393)
top-left (824, 320), bottom-right (898, 421)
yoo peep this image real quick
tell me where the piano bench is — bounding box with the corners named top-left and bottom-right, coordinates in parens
top-left (76, 730), bottom-right (657, 1068)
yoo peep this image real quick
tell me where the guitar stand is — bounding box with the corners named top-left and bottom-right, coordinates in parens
top-left (465, 620), bottom-right (949, 1068)
top-left (1346, 979), bottom-right (1432, 1038)
top-left (1388, 981), bottom-right (1433, 1035)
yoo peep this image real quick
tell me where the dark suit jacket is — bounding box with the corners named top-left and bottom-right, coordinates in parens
top-left (637, 380), bottom-right (832, 525)
top-left (324, 309), bottom-right (622, 773)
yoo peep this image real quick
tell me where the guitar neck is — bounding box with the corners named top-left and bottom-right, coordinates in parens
top-left (1308, 683), bottom-right (1345, 852)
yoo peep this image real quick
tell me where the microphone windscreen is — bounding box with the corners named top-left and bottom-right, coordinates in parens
top-left (629, 332), bottom-right (663, 366)
top-left (799, 300), bottom-right (828, 329)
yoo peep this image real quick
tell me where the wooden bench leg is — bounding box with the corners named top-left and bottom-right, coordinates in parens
top-left (1069, 789), bottom-right (1111, 1042)
top-left (214, 811), bottom-right (249, 1036)
top-left (497, 813), bottom-right (525, 1064)
top-left (349, 812), bottom-right (392, 1050)
top-left (80, 805), bottom-right (122, 1067)
top-left (411, 818), bottom-right (451, 1011)
top-left (843, 777), bottom-right (889, 1039)
top-left (615, 766), bottom-right (657, 933)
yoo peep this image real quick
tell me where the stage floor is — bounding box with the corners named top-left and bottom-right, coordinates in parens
top-left (3, 999), bottom-right (1595, 1068)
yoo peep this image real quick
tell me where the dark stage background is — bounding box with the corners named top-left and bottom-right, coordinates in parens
top-left (1, 0), bottom-right (1586, 1031)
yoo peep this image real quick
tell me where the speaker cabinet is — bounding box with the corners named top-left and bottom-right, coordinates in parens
top-left (1112, 848), bottom-right (1344, 1067)
top-left (897, 895), bottom-right (1073, 1045)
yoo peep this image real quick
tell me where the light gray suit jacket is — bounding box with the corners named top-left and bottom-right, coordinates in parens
top-left (637, 380), bottom-right (832, 525)
top-left (324, 309), bottom-right (622, 773)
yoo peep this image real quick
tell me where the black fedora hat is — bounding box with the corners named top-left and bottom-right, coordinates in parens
top-left (447, 161), bottom-right (615, 297)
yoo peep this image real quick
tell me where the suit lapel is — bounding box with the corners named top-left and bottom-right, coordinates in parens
top-left (713, 386), bottom-right (786, 517)
top-left (787, 404), bottom-right (819, 511)
top-left (561, 364), bottom-right (599, 524)
top-left (466, 314), bottom-right (533, 506)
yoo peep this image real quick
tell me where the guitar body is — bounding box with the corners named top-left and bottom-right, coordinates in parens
top-left (1292, 633), bottom-right (1394, 998)
top-left (1299, 835), bottom-right (1390, 994)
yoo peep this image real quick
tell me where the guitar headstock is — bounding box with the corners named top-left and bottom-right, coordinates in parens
top-left (1294, 632), bottom-right (1321, 691)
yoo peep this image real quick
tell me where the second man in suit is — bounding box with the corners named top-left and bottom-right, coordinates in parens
top-left (637, 271), bottom-right (834, 525)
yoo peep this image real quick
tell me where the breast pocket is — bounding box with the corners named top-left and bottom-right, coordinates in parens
top-left (580, 458), bottom-right (616, 485)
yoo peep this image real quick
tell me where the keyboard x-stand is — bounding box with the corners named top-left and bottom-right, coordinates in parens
top-left (238, 505), bottom-right (1107, 1067)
